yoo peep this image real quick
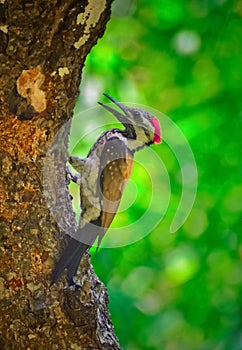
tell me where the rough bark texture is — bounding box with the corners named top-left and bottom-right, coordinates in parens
top-left (0, 1), bottom-right (121, 349)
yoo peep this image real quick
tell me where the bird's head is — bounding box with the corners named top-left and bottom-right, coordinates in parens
top-left (99, 94), bottom-right (161, 150)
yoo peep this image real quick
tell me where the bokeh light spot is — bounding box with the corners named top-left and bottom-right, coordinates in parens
top-left (164, 246), bottom-right (199, 285)
top-left (173, 30), bottom-right (201, 55)
top-left (183, 207), bottom-right (208, 237)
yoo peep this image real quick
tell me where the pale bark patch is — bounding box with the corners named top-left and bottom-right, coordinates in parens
top-left (17, 66), bottom-right (47, 113)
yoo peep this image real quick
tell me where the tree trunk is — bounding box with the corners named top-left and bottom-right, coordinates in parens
top-left (0, 1), bottom-right (121, 349)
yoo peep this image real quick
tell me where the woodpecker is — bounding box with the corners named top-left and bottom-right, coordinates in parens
top-left (51, 94), bottom-right (161, 285)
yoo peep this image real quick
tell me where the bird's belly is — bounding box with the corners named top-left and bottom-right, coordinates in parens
top-left (79, 160), bottom-right (101, 227)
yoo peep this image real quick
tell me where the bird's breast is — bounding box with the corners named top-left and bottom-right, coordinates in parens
top-left (79, 156), bottom-right (101, 227)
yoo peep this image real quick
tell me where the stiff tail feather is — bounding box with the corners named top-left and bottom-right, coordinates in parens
top-left (51, 238), bottom-right (89, 285)
top-left (51, 220), bottom-right (101, 285)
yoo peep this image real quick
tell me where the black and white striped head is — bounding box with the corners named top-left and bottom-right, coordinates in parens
top-left (98, 94), bottom-right (161, 148)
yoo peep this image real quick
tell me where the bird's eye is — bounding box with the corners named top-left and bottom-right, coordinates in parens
top-left (133, 110), bottom-right (141, 120)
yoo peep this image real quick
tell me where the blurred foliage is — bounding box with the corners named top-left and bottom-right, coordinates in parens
top-left (71, 0), bottom-right (242, 349)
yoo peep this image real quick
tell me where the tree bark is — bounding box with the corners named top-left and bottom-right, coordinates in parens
top-left (0, 1), bottom-right (121, 349)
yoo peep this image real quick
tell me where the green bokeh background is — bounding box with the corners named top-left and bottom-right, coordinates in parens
top-left (71, 1), bottom-right (242, 349)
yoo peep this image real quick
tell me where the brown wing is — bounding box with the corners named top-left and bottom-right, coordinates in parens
top-left (98, 138), bottom-right (134, 245)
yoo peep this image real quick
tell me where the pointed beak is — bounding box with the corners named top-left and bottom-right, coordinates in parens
top-left (103, 93), bottom-right (128, 113)
top-left (98, 94), bottom-right (129, 125)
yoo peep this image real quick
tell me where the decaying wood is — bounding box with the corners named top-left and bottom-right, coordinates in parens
top-left (0, 1), bottom-right (121, 349)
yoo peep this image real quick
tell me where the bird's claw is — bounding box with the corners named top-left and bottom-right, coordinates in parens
top-left (66, 165), bottom-right (81, 185)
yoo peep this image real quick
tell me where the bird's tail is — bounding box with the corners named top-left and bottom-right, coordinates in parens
top-left (51, 220), bottom-right (101, 285)
top-left (51, 237), bottom-right (89, 286)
